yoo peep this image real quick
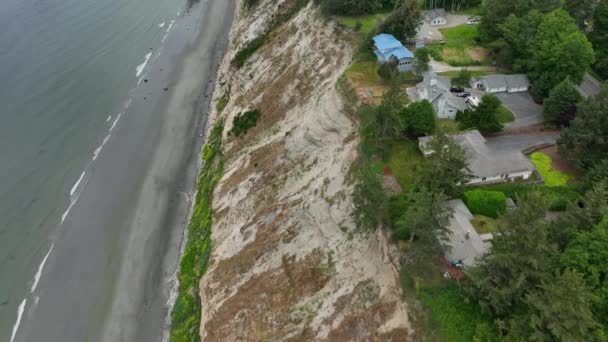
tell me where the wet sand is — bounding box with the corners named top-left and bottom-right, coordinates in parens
top-left (15, 1), bottom-right (236, 341)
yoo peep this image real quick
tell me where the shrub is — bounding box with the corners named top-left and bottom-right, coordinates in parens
top-left (378, 60), bottom-right (399, 81)
top-left (232, 35), bottom-right (267, 68)
top-left (464, 189), bottom-right (507, 218)
top-left (479, 183), bottom-right (580, 212)
top-left (230, 109), bottom-right (262, 137)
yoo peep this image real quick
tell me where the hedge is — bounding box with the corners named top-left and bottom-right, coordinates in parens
top-left (477, 183), bottom-right (580, 212)
top-left (464, 190), bottom-right (507, 218)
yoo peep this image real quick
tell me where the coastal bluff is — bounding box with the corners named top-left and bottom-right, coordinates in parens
top-left (200, 1), bottom-right (410, 340)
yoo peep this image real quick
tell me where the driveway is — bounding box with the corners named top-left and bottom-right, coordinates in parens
top-left (417, 14), bottom-right (471, 41)
top-left (576, 73), bottom-right (601, 98)
top-left (485, 132), bottom-right (559, 153)
top-left (495, 92), bottom-right (543, 128)
top-left (429, 59), bottom-right (496, 73)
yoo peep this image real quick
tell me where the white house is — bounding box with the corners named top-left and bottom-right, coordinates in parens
top-left (443, 199), bottom-right (492, 267)
top-left (424, 9), bottom-right (447, 26)
top-left (471, 74), bottom-right (530, 94)
top-left (372, 34), bottom-right (415, 72)
top-left (416, 72), bottom-right (468, 119)
top-left (418, 130), bottom-right (537, 186)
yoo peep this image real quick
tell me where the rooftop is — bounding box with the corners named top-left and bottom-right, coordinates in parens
top-left (372, 34), bottom-right (414, 60)
top-left (419, 130), bottom-right (536, 179)
top-left (425, 8), bottom-right (447, 21)
top-left (416, 72), bottom-right (468, 111)
top-left (444, 199), bottom-right (491, 267)
top-left (475, 74), bottom-right (530, 89)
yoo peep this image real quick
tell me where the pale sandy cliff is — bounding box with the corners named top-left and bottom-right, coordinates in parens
top-left (200, 1), bottom-right (411, 340)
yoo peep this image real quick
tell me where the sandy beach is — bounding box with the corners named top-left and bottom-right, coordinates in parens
top-left (13, 1), bottom-right (236, 341)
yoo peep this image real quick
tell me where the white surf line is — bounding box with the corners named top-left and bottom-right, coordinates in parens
top-left (70, 171), bottom-right (86, 197)
top-left (109, 113), bottom-right (121, 132)
top-left (136, 52), bottom-right (152, 78)
top-left (93, 134), bottom-right (112, 161)
top-left (10, 298), bottom-right (26, 342)
top-left (159, 22), bottom-right (166, 28)
top-left (61, 191), bottom-right (82, 224)
top-left (30, 244), bottom-right (54, 293)
top-left (166, 20), bottom-right (175, 33)
top-left (106, 115), bottom-right (112, 122)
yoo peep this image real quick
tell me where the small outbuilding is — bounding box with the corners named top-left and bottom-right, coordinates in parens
top-left (424, 9), bottom-right (447, 26)
top-left (372, 34), bottom-right (415, 72)
top-left (471, 74), bottom-right (530, 94)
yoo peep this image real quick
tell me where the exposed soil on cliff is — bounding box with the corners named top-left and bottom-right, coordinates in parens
top-left (200, 2), bottom-right (411, 340)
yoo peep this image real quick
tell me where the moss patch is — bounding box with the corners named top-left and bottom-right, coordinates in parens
top-left (530, 152), bottom-right (571, 187)
top-left (471, 215), bottom-right (499, 234)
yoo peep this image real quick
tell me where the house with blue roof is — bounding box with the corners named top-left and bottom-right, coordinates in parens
top-left (372, 34), bottom-right (415, 72)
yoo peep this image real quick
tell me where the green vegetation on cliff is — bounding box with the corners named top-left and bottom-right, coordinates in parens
top-left (170, 119), bottom-right (224, 342)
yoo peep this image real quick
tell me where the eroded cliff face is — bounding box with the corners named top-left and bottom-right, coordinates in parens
top-left (200, 1), bottom-right (410, 340)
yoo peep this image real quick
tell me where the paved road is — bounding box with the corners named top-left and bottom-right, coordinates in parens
top-left (496, 92), bottom-right (544, 128)
top-left (577, 73), bottom-right (602, 98)
top-left (16, 1), bottom-right (236, 342)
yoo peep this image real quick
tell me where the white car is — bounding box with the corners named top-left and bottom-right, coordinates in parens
top-left (467, 16), bottom-right (481, 25)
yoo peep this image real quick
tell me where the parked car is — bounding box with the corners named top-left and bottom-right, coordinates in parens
top-left (467, 16), bottom-right (481, 25)
top-left (456, 92), bottom-right (471, 98)
top-left (450, 86), bottom-right (465, 93)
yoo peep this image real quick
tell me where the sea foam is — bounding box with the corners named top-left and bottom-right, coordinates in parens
top-left (30, 244), bottom-right (54, 293)
top-left (159, 22), bottom-right (166, 28)
top-left (70, 171), bottom-right (85, 197)
top-left (135, 52), bottom-right (152, 78)
top-left (10, 299), bottom-right (26, 342)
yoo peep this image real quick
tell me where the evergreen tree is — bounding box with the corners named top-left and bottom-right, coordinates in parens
top-left (376, 81), bottom-right (405, 142)
top-left (513, 270), bottom-right (599, 341)
top-left (378, 0), bottom-right (421, 43)
top-left (543, 78), bottom-right (582, 125)
top-left (559, 85), bottom-right (608, 169)
top-left (591, 0), bottom-right (608, 78)
top-left (418, 133), bottom-right (471, 198)
top-left (467, 194), bottom-right (554, 316)
top-left (414, 47), bottom-right (430, 75)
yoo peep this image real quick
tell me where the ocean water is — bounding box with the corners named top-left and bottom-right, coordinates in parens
top-left (0, 0), bottom-right (183, 338)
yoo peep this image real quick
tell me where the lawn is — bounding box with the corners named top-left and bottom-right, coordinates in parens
top-left (530, 152), bottom-right (571, 187)
top-left (335, 13), bottom-right (389, 34)
top-left (387, 140), bottom-right (426, 191)
top-left (345, 61), bottom-right (382, 87)
top-left (471, 215), bottom-right (499, 234)
top-left (427, 25), bottom-right (489, 67)
top-left (438, 70), bottom-right (491, 79)
top-left (497, 105), bottom-right (515, 123)
top-left (436, 119), bottom-right (460, 134)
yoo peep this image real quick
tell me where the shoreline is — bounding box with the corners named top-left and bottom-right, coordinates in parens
top-left (12, 1), bottom-right (237, 341)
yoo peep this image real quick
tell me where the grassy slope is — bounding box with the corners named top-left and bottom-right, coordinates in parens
top-left (335, 12), bottom-right (389, 34)
top-left (387, 140), bottom-right (426, 191)
top-left (428, 25), bottom-right (488, 67)
top-left (497, 105), bottom-right (515, 123)
top-left (170, 119), bottom-right (224, 342)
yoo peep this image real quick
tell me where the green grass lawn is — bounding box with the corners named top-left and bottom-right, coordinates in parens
top-left (530, 152), bottom-right (571, 187)
top-left (436, 119), bottom-right (460, 134)
top-left (438, 70), bottom-right (491, 79)
top-left (335, 13), bottom-right (389, 34)
top-left (387, 140), bottom-right (426, 191)
top-left (345, 61), bottom-right (382, 87)
top-left (471, 215), bottom-right (499, 234)
top-left (497, 105), bottom-right (515, 123)
top-left (427, 25), bottom-right (489, 67)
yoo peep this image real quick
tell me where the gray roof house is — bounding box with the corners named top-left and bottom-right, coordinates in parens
top-left (416, 72), bottom-right (467, 119)
top-left (444, 199), bottom-right (492, 267)
top-left (418, 130), bottom-right (537, 185)
top-left (424, 8), bottom-right (447, 26)
top-left (471, 74), bottom-right (530, 94)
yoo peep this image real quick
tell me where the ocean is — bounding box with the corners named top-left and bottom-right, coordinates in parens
top-left (0, 0), bottom-right (208, 340)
